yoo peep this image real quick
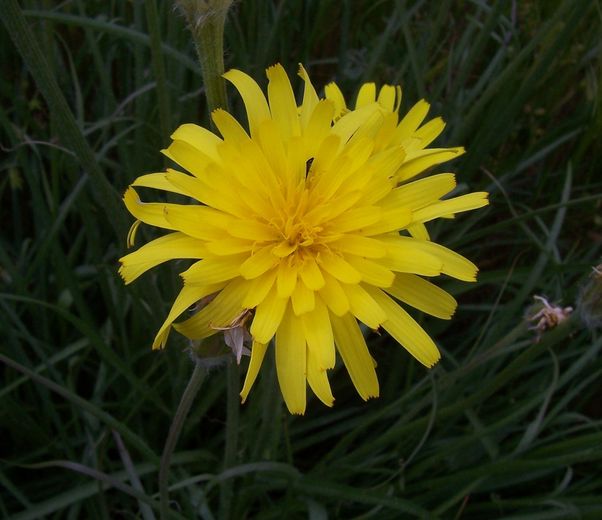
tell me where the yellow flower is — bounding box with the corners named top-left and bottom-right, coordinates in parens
top-left (119, 64), bottom-right (488, 414)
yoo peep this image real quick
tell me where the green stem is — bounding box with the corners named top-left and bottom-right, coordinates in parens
top-left (194, 19), bottom-right (228, 114)
top-left (159, 359), bottom-right (206, 520)
top-left (220, 360), bottom-right (240, 519)
top-left (181, 1), bottom-right (230, 115)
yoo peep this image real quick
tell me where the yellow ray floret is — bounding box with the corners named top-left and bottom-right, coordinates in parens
top-left (119, 63), bottom-right (489, 414)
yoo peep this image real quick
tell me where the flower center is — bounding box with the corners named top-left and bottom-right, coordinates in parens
top-left (283, 217), bottom-right (321, 248)
top-left (271, 188), bottom-right (325, 258)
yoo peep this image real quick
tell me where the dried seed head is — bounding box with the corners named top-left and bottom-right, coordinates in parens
top-left (527, 295), bottom-right (573, 343)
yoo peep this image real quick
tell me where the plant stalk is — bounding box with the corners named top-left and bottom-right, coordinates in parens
top-left (159, 359), bottom-right (206, 520)
top-left (176, 0), bottom-right (232, 116)
top-left (220, 360), bottom-right (240, 519)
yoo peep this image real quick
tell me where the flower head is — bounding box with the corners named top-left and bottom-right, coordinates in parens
top-left (120, 64), bottom-right (488, 414)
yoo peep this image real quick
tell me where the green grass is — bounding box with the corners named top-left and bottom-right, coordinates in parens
top-left (1, 0), bottom-right (601, 518)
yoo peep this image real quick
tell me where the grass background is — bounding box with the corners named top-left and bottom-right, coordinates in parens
top-left (1, 0), bottom-right (601, 518)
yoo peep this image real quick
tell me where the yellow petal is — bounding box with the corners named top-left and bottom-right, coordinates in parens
top-left (360, 206), bottom-right (412, 236)
top-left (317, 251), bottom-right (361, 284)
top-left (212, 145), bottom-right (273, 215)
top-left (327, 206), bottom-right (382, 233)
top-left (304, 99), bottom-right (336, 157)
top-left (126, 220), bottom-right (142, 247)
top-left (386, 273), bottom-right (457, 319)
top-left (299, 257), bottom-right (325, 291)
top-left (240, 246), bottom-right (280, 279)
top-left (152, 282), bottom-right (225, 349)
top-left (381, 239), bottom-right (443, 277)
top-left (131, 172), bottom-right (187, 196)
top-left (319, 272), bottom-right (350, 316)
top-left (123, 187), bottom-right (174, 230)
top-left (240, 340), bottom-right (269, 403)
top-left (363, 146), bottom-right (407, 186)
top-left (305, 190), bottom-right (363, 223)
top-left (348, 111), bottom-right (384, 147)
top-left (241, 269), bottom-right (277, 308)
top-left (341, 283), bottom-right (387, 329)
top-left (223, 69), bottom-right (271, 138)
top-left (163, 139), bottom-right (213, 178)
top-left (411, 192), bottom-right (489, 224)
top-left (314, 137), bottom-right (374, 200)
top-left (291, 280), bottom-right (315, 315)
top-left (307, 344), bottom-right (334, 407)
top-left (391, 99), bottom-right (430, 143)
top-left (345, 256), bottom-right (395, 288)
top-left (250, 285), bottom-right (288, 344)
top-left (266, 63), bottom-right (301, 139)
top-left (377, 85), bottom-right (397, 111)
top-left (330, 312), bottom-right (379, 400)
top-left (373, 112), bottom-right (400, 152)
top-left (181, 255), bottom-right (247, 286)
top-left (174, 277), bottom-right (248, 339)
top-left (355, 83), bottom-right (376, 108)
top-left (215, 141), bottom-right (272, 199)
top-left (256, 118), bottom-right (287, 183)
top-left (211, 108), bottom-right (251, 145)
top-left (163, 204), bottom-right (231, 241)
top-left (329, 235), bottom-right (387, 258)
top-left (272, 241), bottom-right (298, 258)
top-left (164, 169), bottom-right (247, 217)
top-left (349, 117), bottom-right (387, 154)
top-left (324, 82), bottom-right (347, 119)
top-left (119, 232), bottom-right (208, 284)
top-left (364, 286), bottom-right (441, 367)
top-left (170, 123), bottom-right (222, 163)
top-left (286, 135), bottom-right (307, 188)
top-left (407, 223), bottom-right (430, 241)
top-left (393, 85), bottom-right (403, 112)
top-left (207, 238), bottom-right (255, 256)
top-left (413, 117), bottom-right (445, 148)
top-left (354, 176), bottom-right (395, 207)
top-left (238, 138), bottom-right (283, 200)
top-left (297, 64), bottom-right (320, 129)
top-left (396, 147), bottom-right (465, 182)
top-left (331, 103), bottom-right (380, 144)
top-left (382, 173), bottom-right (456, 211)
top-left (277, 260), bottom-right (298, 298)
top-left (310, 153), bottom-right (355, 200)
top-left (308, 134), bottom-right (342, 184)
top-left (275, 307), bottom-right (306, 414)
top-left (227, 219), bottom-right (280, 242)
top-left (397, 237), bottom-right (478, 281)
top-left (302, 297), bottom-right (335, 370)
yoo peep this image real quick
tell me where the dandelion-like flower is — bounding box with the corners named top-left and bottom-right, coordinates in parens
top-left (120, 64), bottom-right (488, 414)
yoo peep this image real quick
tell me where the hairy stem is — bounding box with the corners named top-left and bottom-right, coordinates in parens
top-left (176, 0), bottom-right (232, 115)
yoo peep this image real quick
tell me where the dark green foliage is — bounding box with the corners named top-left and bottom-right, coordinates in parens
top-left (1, 0), bottom-right (601, 518)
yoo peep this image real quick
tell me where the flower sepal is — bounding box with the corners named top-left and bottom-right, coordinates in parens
top-left (188, 334), bottom-right (248, 369)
